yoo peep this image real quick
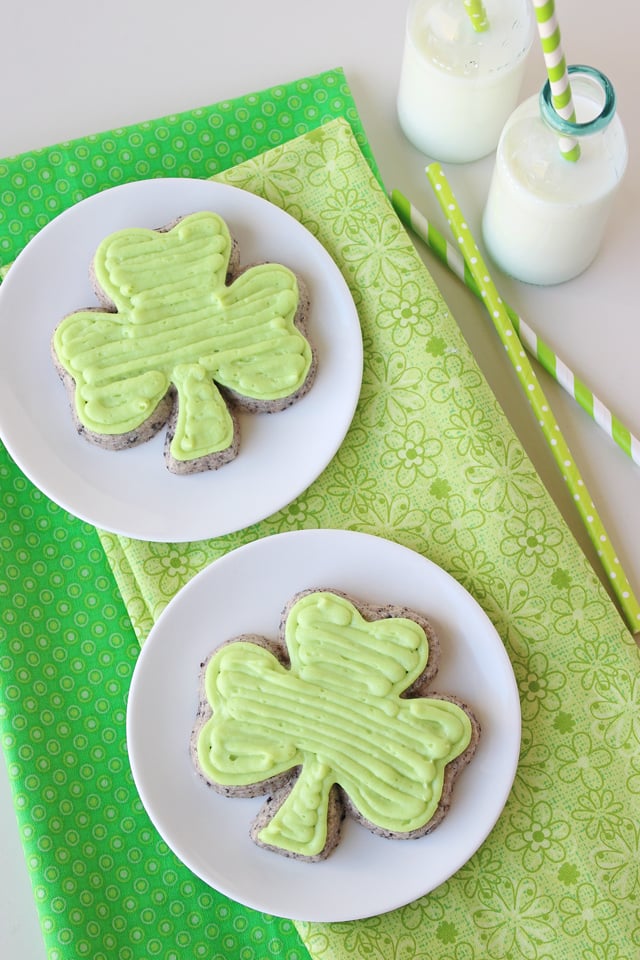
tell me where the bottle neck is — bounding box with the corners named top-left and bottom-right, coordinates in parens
top-left (539, 64), bottom-right (617, 139)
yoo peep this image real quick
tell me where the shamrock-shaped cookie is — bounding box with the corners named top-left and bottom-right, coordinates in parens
top-left (193, 589), bottom-right (479, 861)
top-left (51, 211), bottom-right (315, 473)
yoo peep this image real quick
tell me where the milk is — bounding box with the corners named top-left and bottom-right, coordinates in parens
top-left (397, 0), bottom-right (533, 163)
top-left (482, 71), bottom-right (628, 285)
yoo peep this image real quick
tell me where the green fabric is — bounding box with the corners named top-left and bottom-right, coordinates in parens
top-left (1, 67), bottom-right (640, 960)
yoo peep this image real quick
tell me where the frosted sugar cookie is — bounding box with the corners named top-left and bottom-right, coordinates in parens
top-left (192, 589), bottom-right (480, 861)
top-left (51, 211), bottom-right (315, 474)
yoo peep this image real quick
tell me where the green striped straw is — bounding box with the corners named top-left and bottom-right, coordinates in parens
top-left (390, 189), bottom-right (640, 469)
top-left (533, 0), bottom-right (580, 161)
top-left (463, 0), bottom-right (489, 32)
top-left (424, 163), bottom-right (640, 637)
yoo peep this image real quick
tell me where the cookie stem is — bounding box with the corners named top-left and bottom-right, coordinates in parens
top-left (257, 757), bottom-right (334, 858)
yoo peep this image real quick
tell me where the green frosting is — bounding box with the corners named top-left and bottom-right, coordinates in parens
top-left (197, 591), bottom-right (473, 858)
top-left (52, 211), bottom-right (313, 461)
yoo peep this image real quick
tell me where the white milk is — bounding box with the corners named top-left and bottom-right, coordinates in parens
top-left (397, 0), bottom-right (533, 163)
top-left (482, 71), bottom-right (628, 285)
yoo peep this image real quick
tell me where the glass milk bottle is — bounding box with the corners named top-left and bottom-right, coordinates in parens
top-left (482, 65), bottom-right (628, 285)
top-left (397, 0), bottom-right (533, 163)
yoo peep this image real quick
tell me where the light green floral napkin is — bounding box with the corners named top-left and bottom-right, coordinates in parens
top-left (2, 68), bottom-right (640, 960)
top-left (102, 115), bottom-right (640, 960)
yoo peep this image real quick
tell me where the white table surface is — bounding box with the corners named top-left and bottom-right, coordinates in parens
top-left (2, 1), bottom-right (638, 956)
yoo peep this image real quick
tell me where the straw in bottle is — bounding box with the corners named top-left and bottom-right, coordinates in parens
top-left (532, 0), bottom-right (580, 161)
top-left (463, 0), bottom-right (489, 32)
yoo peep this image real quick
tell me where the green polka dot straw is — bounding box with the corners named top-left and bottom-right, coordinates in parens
top-left (463, 0), bottom-right (489, 32)
top-left (425, 162), bottom-right (640, 637)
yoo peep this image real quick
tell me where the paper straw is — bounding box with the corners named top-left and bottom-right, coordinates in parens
top-left (424, 164), bottom-right (640, 637)
top-left (390, 189), bottom-right (640, 469)
top-left (463, 0), bottom-right (489, 32)
top-left (532, 0), bottom-right (580, 161)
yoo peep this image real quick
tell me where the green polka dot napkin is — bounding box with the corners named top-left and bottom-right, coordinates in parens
top-left (2, 68), bottom-right (640, 960)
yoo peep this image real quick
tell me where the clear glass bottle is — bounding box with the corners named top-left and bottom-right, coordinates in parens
top-left (397, 0), bottom-right (533, 163)
top-left (482, 65), bottom-right (628, 285)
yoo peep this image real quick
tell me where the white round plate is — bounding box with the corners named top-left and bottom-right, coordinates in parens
top-left (0, 179), bottom-right (362, 542)
top-left (126, 529), bottom-right (521, 922)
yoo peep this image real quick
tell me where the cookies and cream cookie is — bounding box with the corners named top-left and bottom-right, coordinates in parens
top-left (51, 211), bottom-right (315, 473)
top-left (192, 589), bottom-right (480, 861)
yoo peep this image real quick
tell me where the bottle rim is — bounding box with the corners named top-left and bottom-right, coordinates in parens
top-left (539, 64), bottom-right (616, 137)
